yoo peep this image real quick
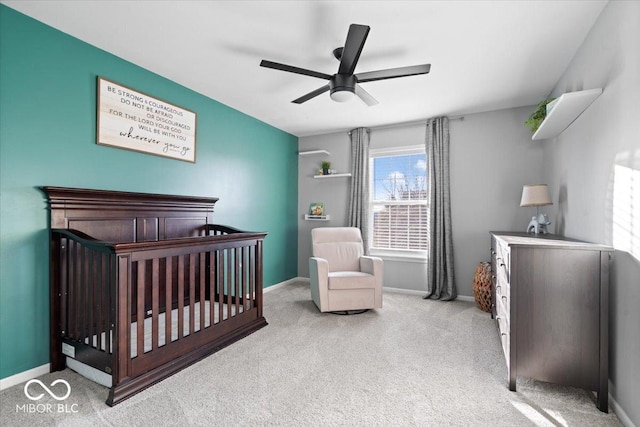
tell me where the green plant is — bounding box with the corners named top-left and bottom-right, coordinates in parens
top-left (524, 98), bottom-right (556, 133)
top-left (321, 161), bottom-right (331, 170)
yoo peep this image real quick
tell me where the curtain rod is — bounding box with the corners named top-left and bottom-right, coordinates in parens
top-left (347, 115), bottom-right (464, 134)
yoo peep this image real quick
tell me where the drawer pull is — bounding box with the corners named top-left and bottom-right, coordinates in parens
top-left (501, 295), bottom-right (507, 301)
top-left (501, 332), bottom-right (507, 337)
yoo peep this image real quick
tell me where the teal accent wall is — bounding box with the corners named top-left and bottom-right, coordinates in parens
top-left (0, 5), bottom-right (298, 380)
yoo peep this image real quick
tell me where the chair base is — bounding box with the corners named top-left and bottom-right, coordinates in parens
top-left (329, 309), bottom-right (370, 315)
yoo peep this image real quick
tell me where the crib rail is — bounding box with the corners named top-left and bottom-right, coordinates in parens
top-left (49, 225), bottom-right (267, 405)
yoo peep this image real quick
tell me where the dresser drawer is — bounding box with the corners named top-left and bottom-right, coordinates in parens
top-left (495, 278), bottom-right (510, 319)
top-left (496, 312), bottom-right (510, 363)
top-left (495, 243), bottom-right (510, 283)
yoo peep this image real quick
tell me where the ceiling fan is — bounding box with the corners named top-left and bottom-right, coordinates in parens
top-left (260, 24), bottom-right (431, 106)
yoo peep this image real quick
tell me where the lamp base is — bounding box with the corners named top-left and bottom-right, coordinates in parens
top-left (526, 214), bottom-right (551, 235)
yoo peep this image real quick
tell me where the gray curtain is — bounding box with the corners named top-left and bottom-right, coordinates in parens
top-left (424, 117), bottom-right (456, 300)
top-left (348, 127), bottom-right (370, 252)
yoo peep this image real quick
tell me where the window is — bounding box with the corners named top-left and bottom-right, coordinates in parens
top-left (369, 146), bottom-right (428, 257)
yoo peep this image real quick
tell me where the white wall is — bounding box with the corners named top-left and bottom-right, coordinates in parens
top-left (450, 107), bottom-right (544, 296)
top-left (298, 131), bottom-right (352, 276)
top-left (298, 105), bottom-right (543, 297)
top-left (541, 1), bottom-right (640, 424)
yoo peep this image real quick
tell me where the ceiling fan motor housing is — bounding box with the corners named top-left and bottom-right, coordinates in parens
top-left (330, 74), bottom-right (357, 101)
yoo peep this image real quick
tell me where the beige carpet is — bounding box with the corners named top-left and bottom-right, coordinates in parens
top-left (0, 281), bottom-right (622, 426)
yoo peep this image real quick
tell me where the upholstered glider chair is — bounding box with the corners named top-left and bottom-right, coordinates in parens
top-left (309, 227), bottom-right (383, 313)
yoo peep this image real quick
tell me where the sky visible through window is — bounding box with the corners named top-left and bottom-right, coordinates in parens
top-left (373, 153), bottom-right (427, 201)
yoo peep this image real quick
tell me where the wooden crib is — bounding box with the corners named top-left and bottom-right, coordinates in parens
top-left (43, 187), bottom-right (268, 406)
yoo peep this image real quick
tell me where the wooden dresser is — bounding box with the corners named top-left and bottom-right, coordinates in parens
top-left (490, 232), bottom-right (612, 412)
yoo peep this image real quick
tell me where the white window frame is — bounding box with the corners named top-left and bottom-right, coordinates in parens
top-left (368, 145), bottom-right (428, 261)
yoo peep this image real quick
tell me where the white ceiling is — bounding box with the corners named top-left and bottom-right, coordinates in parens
top-left (3, 1), bottom-right (607, 137)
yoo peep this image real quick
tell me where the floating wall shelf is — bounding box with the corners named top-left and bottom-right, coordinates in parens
top-left (313, 173), bottom-right (352, 179)
top-left (532, 88), bottom-right (602, 140)
top-left (298, 150), bottom-right (330, 156)
top-left (305, 214), bottom-right (331, 221)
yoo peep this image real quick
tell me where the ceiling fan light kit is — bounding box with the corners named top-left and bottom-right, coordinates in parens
top-left (329, 74), bottom-right (356, 102)
top-left (260, 24), bottom-right (430, 106)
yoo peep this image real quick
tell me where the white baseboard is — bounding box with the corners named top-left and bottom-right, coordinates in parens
top-left (383, 286), bottom-right (426, 296)
top-left (0, 363), bottom-right (50, 391)
top-left (264, 277), bottom-right (308, 293)
top-left (609, 381), bottom-right (636, 427)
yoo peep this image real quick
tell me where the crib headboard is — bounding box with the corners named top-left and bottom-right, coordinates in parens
top-left (42, 187), bottom-right (219, 243)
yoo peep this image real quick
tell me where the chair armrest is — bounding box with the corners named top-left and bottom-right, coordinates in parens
top-left (360, 256), bottom-right (383, 276)
top-left (309, 257), bottom-right (329, 310)
top-left (361, 255), bottom-right (384, 308)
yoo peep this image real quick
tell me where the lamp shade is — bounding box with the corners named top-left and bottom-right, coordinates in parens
top-left (520, 184), bottom-right (553, 207)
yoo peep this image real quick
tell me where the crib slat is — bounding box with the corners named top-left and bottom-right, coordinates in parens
top-left (240, 246), bottom-right (245, 311)
top-left (189, 253), bottom-right (195, 335)
top-left (60, 238), bottom-right (69, 339)
top-left (108, 253), bottom-right (114, 353)
top-left (116, 255), bottom-right (131, 382)
top-left (235, 247), bottom-right (240, 315)
top-left (87, 249), bottom-right (94, 347)
top-left (83, 245), bottom-right (90, 342)
top-left (137, 261), bottom-right (145, 356)
top-left (217, 250), bottom-right (223, 323)
top-left (95, 252), bottom-right (103, 351)
top-left (178, 256), bottom-right (184, 339)
top-left (152, 258), bottom-right (159, 351)
top-left (226, 249), bottom-right (232, 320)
top-left (249, 244), bottom-right (255, 311)
top-left (165, 256), bottom-right (173, 345)
top-left (209, 251), bottom-right (215, 327)
top-left (74, 244), bottom-right (84, 341)
top-left (200, 252), bottom-right (206, 330)
top-left (101, 253), bottom-right (109, 353)
top-left (256, 239), bottom-right (263, 318)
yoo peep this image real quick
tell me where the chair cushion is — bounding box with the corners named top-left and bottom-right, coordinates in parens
top-left (328, 271), bottom-right (376, 290)
top-left (313, 242), bottom-right (363, 272)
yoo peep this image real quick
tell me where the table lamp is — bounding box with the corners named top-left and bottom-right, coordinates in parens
top-left (520, 184), bottom-right (553, 234)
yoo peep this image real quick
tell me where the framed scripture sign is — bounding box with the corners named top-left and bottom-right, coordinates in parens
top-left (97, 77), bottom-right (197, 162)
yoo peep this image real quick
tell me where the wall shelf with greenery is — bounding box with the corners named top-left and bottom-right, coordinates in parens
top-left (531, 88), bottom-right (602, 140)
top-left (313, 173), bottom-right (352, 179)
top-left (298, 150), bottom-right (330, 156)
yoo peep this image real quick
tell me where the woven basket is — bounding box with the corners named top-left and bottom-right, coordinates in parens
top-left (473, 262), bottom-right (492, 313)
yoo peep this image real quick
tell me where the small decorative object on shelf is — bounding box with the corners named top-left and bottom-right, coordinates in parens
top-left (309, 202), bottom-right (324, 216)
top-left (321, 161), bottom-right (331, 175)
top-left (472, 262), bottom-right (492, 313)
top-left (306, 202), bottom-right (329, 220)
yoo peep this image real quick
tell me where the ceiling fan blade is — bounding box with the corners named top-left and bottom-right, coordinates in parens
top-left (260, 60), bottom-right (332, 80)
top-left (338, 24), bottom-right (370, 75)
top-left (292, 85), bottom-right (331, 104)
top-left (356, 64), bottom-right (431, 83)
top-left (355, 84), bottom-right (379, 106)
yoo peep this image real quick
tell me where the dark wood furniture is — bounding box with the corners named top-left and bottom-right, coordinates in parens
top-left (43, 187), bottom-right (268, 406)
top-left (490, 232), bottom-right (612, 412)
